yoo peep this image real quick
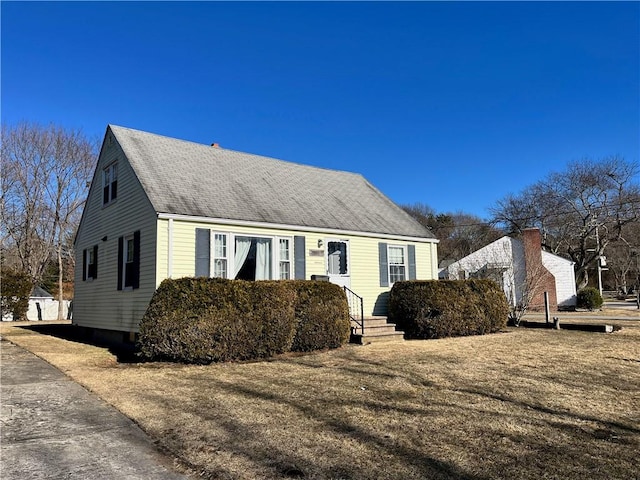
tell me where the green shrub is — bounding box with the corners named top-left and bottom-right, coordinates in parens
top-left (0, 269), bottom-right (32, 321)
top-left (283, 280), bottom-right (350, 352)
top-left (576, 287), bottom-right (603, 311)
top-left (137, 277), bottom-right (350, 363)
top-left (138, 278), bottom-right (296, 363)
top-left (388, 279), bottom-right (509, 339)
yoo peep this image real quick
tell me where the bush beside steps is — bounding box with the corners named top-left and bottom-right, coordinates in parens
top-left (388, 279), bottom-right (509, 339)
top-left (137, 277), bottom-right (350, 364)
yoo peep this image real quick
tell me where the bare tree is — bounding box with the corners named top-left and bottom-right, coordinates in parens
top-left (402, 203), bottom-right (503, 265)
top-left (1, 122), bottom-right (97, 319)
top-left (605, 221), bottom-right (640, 294)
top-left (491, 157), bottom-right (640, 289)
top-left (446, 236), bottom-right (551, 326)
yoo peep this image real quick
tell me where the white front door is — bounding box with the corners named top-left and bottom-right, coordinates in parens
top-left (326, 239), bottom-right (350, 289)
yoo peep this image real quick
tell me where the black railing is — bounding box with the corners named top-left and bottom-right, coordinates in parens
top-left (344, 286), bottom-right (364, 335)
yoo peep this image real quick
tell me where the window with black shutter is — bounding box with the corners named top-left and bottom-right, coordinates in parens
top-left (83, 245), bottom-right (98, 281)
top-left (118, 231), bottom-right (140, 290)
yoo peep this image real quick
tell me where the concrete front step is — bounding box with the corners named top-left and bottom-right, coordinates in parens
top-left (359, 317), bottom-right (392, 328)
top-left (350, 317), bottom-right (405, 344)
top-left (350, 331), bottom-right (405, 345)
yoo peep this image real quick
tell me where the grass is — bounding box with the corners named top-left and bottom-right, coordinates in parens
top-left (2, 316), bottom-right (639, 480)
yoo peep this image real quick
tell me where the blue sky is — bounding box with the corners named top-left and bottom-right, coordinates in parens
top-left (2, 1), bottom-right (638, 218)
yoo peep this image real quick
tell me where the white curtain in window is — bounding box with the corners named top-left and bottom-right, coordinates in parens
top-left (255, 238), bottom-right (271, 280)
top-left (233, 237), bottom-right (252, 279)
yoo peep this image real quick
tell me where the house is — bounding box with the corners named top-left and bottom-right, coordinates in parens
top-left (27, 286), bottom-right (72, 321)
top-left (442, 228), bottom-right (577, 310)
top-left (2, 287), bottom-right (71, 322)
top-left (73, 125), bottom-right (438, 341)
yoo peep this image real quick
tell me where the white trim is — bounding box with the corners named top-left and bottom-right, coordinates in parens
top-left (431, 242), bottom-right (439, 279)
top-left (277, 236), bottom-right (293, 280)
top-left (167, 218), bottom-right (173, 278)
top-left (158, 212), bottom-right (439, 243)
top-left (211, 231), bottom-right (230, 278)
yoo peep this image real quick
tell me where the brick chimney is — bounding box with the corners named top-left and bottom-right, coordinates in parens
top-left (522, 228), bottom-right (557, 311)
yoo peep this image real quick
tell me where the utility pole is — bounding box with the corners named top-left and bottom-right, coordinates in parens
top-left (588, 224), bottom-right (605, 296)
top-left (596, 226), bottom-right (603, 296)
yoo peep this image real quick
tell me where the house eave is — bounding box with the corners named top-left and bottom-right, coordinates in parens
top-left (157, 212), bottom-right (439, 243)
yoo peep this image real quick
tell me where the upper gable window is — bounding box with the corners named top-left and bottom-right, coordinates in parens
top-left (103, 162), bottom-right (118, 205)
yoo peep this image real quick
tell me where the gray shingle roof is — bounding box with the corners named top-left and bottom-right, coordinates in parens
top-left (110, 125), bottom-right (435, 239)
top-left (31, 286), bottom-right (53, 298)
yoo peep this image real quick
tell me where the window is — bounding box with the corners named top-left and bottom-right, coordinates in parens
top-left (83, 245), bottom-right (98, 281)
top-left (279, 238), bottom-right (291, 279)
top-left (388, 245), bottom-right (407, 284)
top-left (196, 230), bottom-right (294, 281)
top-left (118, 231), bottom-right (140, 290)
top-left (379, 243), bottom-right (416, 287)
top-left (124, 236), bottom-right (135, 287)
top-left (103, 162), bottom-right (118, 205)
top-left (233, 236), bottom-right (272, 280)
top-left (327, 241), bottom-right (348, 275)
top-left (213, 233), bottom-right (228, 278)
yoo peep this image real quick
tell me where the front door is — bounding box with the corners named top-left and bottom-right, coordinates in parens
top-left (326, 239), bottom-right (350, 289)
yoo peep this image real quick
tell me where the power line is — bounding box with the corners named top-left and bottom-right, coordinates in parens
top-left (404, 199), bottom-right (640, 230)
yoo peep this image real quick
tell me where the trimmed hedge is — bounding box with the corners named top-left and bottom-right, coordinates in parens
top-left (284, 280), bottom-right (351, 352)
top-left (138, 277), bottom-right (350, 363)
top-left (388, 279), bottom-right (509, 339)
top-left (576, 287), bottom-right (603, 311)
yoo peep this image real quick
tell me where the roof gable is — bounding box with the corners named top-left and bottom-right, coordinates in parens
top-left (108, 125), bottom-right (434, 239)
top-left (541, 249), bottom-right (575, 266)
top-left (31, 286), bottom-right (53, 298)
top-left (447, 236), bottom-right (575, 270)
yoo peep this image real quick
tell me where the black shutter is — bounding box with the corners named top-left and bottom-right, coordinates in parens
top-left (117, 237), bottom-right (123, 290)
top-left (379, 242), bottom-right (388, 287)
top-left (408, 245), bottom-right (416, 280)
top-left (92, 245), bottom-right (99, 279)
top-left (103, 185), bottom-right (109, 205)
top-left (294, 236), bottom-right (306, 280)
top-left (195, 229), bottom-right (210, 277)
top-left (82, 249), bottom-right (87, 281)
top-left (132, 230), bottom-right (140, 289)
top-left (111, 179), bottom-right (117, 201)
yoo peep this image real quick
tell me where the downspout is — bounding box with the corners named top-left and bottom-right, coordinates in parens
top-left (431, 243), bottom-right (438, 280)
top-left (167, 218), bottom-right (173, 278)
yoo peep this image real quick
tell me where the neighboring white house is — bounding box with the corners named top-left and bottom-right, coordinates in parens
top-left (442, 228), bottom-right (577, 310)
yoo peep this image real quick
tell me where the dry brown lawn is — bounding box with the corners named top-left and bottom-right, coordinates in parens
top-left (2, 318), bottom-right (639, 480)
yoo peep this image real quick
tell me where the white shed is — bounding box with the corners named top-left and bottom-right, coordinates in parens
top-left (27, 287), bottom-right (71, 321)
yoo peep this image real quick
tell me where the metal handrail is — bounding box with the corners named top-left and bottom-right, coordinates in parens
top-left (343, 286), bottom-right (364, 335)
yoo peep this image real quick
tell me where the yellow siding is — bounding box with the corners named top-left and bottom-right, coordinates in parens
top-left (157, 218), bottom-right (438, 316)
top-left (74, 133), bottom-right (157, 333)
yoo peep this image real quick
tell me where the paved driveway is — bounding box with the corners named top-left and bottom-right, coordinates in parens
top-left (0, 339), bottom-right (189, 479)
